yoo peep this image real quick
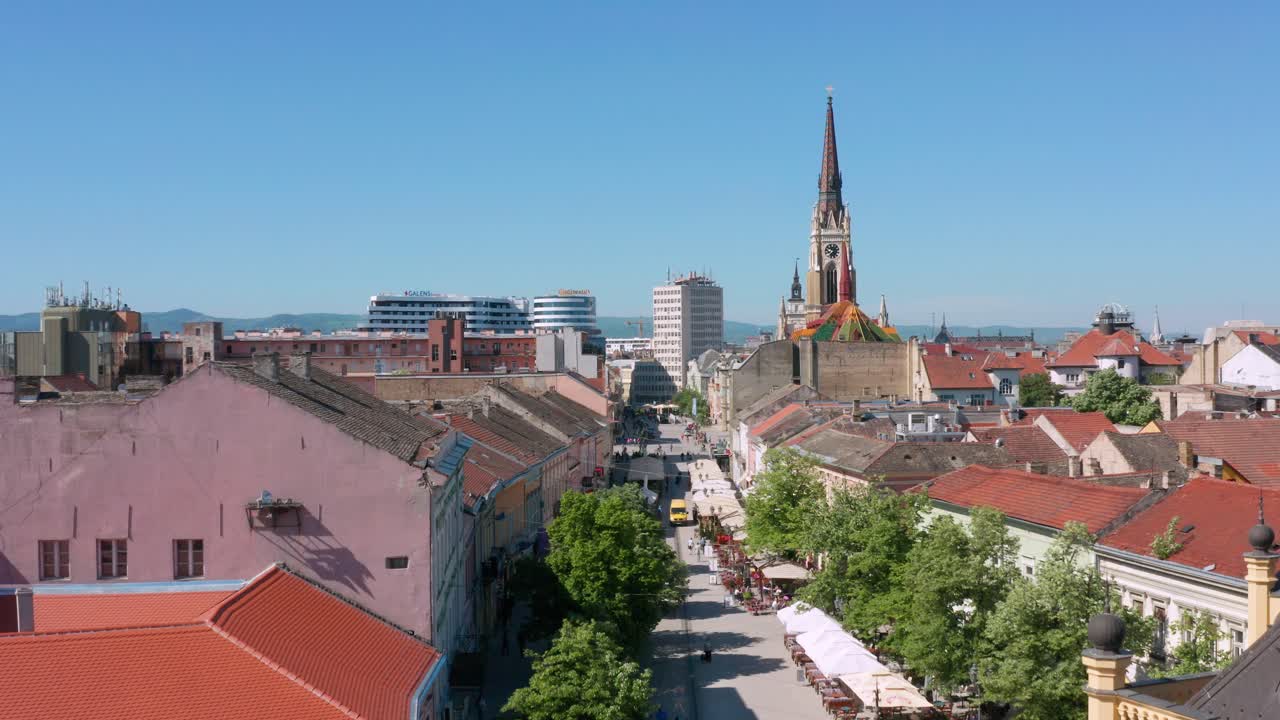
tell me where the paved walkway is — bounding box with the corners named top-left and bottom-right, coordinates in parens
top-left (648, 422), bottom-right (829, 720)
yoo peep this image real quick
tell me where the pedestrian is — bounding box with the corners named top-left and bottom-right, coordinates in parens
top-left (687, 538), bottom-right (694, 552)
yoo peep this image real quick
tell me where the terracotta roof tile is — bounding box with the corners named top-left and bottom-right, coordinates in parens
top-left (923, 352), bottom-right (994, 389)
top-left (34, 590), bottom-right (236, 632)
top-left (1018, 409), bottom-right (1116, 452)
top-left (204, 566), bottom-right (439, 720)
top-left (461, 440), bottom-right (528, 506)
top-left (1048, 330), bottom-right (1180, 368)
top-left (1157, 417), bottom-right (1280, 486)
top-left (1, 564), bottom-right (440, 720)
top-left (924, 465), bottom-right (1149, 533)
top-left (968, 425), bottom-right (1069, 466)
top-left (980, 352), bottom-right (1048, 374)
top-left (1101, 476), bottom-right (1280, 578)
top-left (1233, 330), bottom-right (1280, 346)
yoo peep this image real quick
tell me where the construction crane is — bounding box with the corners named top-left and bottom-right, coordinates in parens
top-left (625, 319), bottom-right (647, 337)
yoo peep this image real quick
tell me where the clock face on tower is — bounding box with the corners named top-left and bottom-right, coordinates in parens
top-left (824, 243), bottom-right (840, 259)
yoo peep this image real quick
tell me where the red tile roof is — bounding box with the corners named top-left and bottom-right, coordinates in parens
top-left (924, 465), bottom-right (1149, 533)
top-left (1101, 476), bottom-right (1280, 578)
top-left (923, 352), bottom-right (994, 389)
top-left (1233, 330), bottom-right (1280, 346)
top-left (1048, 329), bottom-right (1180, 368)
top-left (967, 425), bottom-right (1068, 466)
top-left (750, 403), bottom-right (806, 437)
top-left (41, 374), bottom-right (100, 392)
top-left (1, 565), bottom-right (440, 720)
top-left (0, 625), bottom-right (355, 720)
top-left (980, 352), bottom-right (1048, 375)
top-left (461, 440), bottom-right (527, 506)
top-left (1157, 417), bottom-right (1280, 486)
top-left (921, 342), bottom-right (983, 356)
top-left (1018, 409), bottom-right (1117, 452)
top-left (204, 566), bottom-right (439, 720)
top-left (34, 590), bottom-right (235, 632)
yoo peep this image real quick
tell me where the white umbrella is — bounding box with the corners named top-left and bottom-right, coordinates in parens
top-left (778, 603), bottom-right (841, 635)
top-left (812, 646), bottom-right (885, 677)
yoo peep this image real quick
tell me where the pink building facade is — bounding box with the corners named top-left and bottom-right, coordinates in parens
top-left (0, 360), bottom-right (469, 653)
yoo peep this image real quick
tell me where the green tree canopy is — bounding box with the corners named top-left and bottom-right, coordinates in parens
top-left (507, 554), bottom-right (576, 642)
top-left (1019, 373), bottom-right (1065, 408)
top-left (503, 620), bottom-right (654, 720)
top-left (1153, 610), bottom-right (1231, 677)
top-left (1071, 369), bottom-right (1162, 425)
top-left (979, 522), bottom-right (1153, 720)
top-left (546, 485), bottom-right (684, 648)
top-left (671, 387), bottom-right (709, 424)
top-left (888, 507), bottom-right (1021, 691)
top-left (743, 448), bottom-right (824, 557)
top-left (799, 483), bottom-right (929, 638)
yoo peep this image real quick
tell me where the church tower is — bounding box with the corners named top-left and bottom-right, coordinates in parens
top-left (806, 92), bottom-right (854, 318)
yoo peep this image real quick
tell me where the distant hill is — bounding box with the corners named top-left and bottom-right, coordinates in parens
top-left (596, 316), bottom-right (771, 345)
top-left (0, 308), bottom-right (364, 334)
top-left (0, 309), bottom-right (1083, 347)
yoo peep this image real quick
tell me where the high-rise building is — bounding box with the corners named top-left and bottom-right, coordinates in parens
top-left (360, 291), bottom-right (531, 335)
top-left (652, 274), bottom-right (723, 394)
top-left (531, 291), bottom-right (598, 335)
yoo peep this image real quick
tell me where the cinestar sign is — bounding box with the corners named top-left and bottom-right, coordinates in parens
top-left (403, 290), bottom-right (433, 297)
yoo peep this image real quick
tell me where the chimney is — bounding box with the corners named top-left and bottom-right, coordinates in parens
top-left (252, 352), bottom-right (280, 383)
top-left (1177, 440), bottom-right (1195, 469)
top-left (1169, 392), bottom-right (1178, 420)
top-left (1069, 456), bottom-right (1083, 478)
top-left (288, 352), bottom-right (311, 381)
top-left (15, 587), bottom-right (34, 632)
top-left (1249, 333), bottom-right (1260, 345)
top-left (945, 343), bottom-right (953, 357)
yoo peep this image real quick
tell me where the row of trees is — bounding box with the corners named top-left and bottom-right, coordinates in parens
top-left (744, 448), bottom-right (1224, 720)
top-left (1018, 369), bottom-right (1162, 426)
top-left (504, 485), bottom-right (685, 720)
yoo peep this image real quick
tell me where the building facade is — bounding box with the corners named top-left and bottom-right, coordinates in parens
top-left (531, 291), bottom-right (598, 336)
top-left (361, 291), bottom-right (532, 335)
top-left (652, 274), bottom-right (724, 393)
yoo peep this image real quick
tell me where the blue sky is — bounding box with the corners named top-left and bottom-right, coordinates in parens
top-left (2, 2), bottom-right (1276, 332)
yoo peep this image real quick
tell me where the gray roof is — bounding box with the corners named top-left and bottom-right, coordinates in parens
top-left (738, 384), bottom-right (825, 426)
top-left (492, 384), bottom-right (602, 437)
top-left (792, 430), bottom-right (893, 473)
top-left (1254, 342), bottom-right (1280, 366)
top-left (1187, 614), bottom-right (1280, 718)
top-left (792, 425), bottom-right (1014, 492)
top-left (215, 358), bottom-right (447, 465)
top-left (1105, 432), bottom-right (1188, 480)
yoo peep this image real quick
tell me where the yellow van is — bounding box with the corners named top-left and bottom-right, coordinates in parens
top-left (668, 499), bottom-right (689, 526)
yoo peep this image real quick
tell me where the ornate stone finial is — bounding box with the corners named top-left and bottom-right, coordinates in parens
top-left (1087, 578), bottom-right (1126, 652)
top-left (1249, 492), bottom-right (1275, 553)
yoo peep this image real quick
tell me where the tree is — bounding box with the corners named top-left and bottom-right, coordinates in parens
top-left (1150, 516), bottom-right (1183, 560)
top-left (507, 555), bottom-right (576, 643)
top-left (1072, 369), bottom-right (1162, 425)
top-left (503, 620), bottom-right (654, 720)
top-left (1146, 372), bottom-right (1177, 386)
top-left (671, 387), bottom-right (709, 425)
top-left (979, 523), bottom-right (1153, 720)
top-left (888, 507), bottom-right (1021, 691)
top-left (743, 448), bottom-right (824, 557)
top-left (799, 483), bottom-right (929, 638)
top-left (1153, 610), bottom-right (1231, 677)
top-left (547, 485), bottom-right (684, 648)
top-left (1019, 373), bottom-right (1065, 408)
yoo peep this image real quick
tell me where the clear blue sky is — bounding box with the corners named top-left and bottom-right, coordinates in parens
top-left (2, 2), bottom-right (1276, 332)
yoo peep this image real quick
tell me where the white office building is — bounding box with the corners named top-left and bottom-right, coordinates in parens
top-left (531, 292), bottom-right (598, 335)
top-left (359, 291), bottom-right (531, 335)
top-left (652, 274), bottom-right (724, 393)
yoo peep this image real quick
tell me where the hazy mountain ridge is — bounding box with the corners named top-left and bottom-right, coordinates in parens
top-left (0, 310), bottom-right (1083, 346)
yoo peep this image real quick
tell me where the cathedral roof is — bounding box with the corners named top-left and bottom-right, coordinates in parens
top-left (792, 300), bottom-right (900, 343)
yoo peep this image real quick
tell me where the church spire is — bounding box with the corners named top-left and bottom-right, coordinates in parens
top-left (790, 259), bottom-right (803, 301)
top-left (1150, 306), bottom-right (1165, 344)
top-left (817, 90), bottom-right (844, 224)
top-left (878, 294), bottom-right (890, 327)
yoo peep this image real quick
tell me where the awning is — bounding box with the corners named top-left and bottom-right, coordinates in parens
top-left (756, 560), bottom-right (810, 581)
top-left (777, 603), bottom-right (841, 635)
top-left (837, 673), bottom-right (934, 709)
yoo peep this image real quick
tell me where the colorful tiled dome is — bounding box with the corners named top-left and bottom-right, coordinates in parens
top-left (792, 301), bottom-right (900, 343)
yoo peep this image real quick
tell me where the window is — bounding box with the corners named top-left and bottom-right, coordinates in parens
top-left (970, 394), bottom-right (987, 406)
top-left (1151, 604), bottom-right (1169, 660)
top-left (184, 347), bottom-right (194, 365)
top-left (1117, 359), bottom-right (1126, 369)
top-left (431, 345), bottom-right (439, 361)
top-left (226, 344), bottom-right (233, 355)
top-left (385, 556), bottom-right (409, 569)
top-left (194, 327), bottom-right (202, 337)
top-left (1066, 373), bottom-right (1080, 384)
top-left (174, 539), bottom-right (204, 578)
top-left (40, 540), bottom-right (70, 580)
top-left (98, 539), bottom-right (127, 578)
top-left (999, 378), bottom-right (1013, 395)
top-left (1230, 625), bottom-right (1246, 657)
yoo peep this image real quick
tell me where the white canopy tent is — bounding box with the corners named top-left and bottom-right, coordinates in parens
top-left (777, 603), bottom-right (842, 635)
top-left (837, 672), bottom-right (934, 709)
top-left (812, 646), bottom-right (886, 677)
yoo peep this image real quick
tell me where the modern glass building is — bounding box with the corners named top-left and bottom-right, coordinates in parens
top-left (531, 292), bottom-right (598, 335)
top-left (360, 292), bottom-right (532, 335)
